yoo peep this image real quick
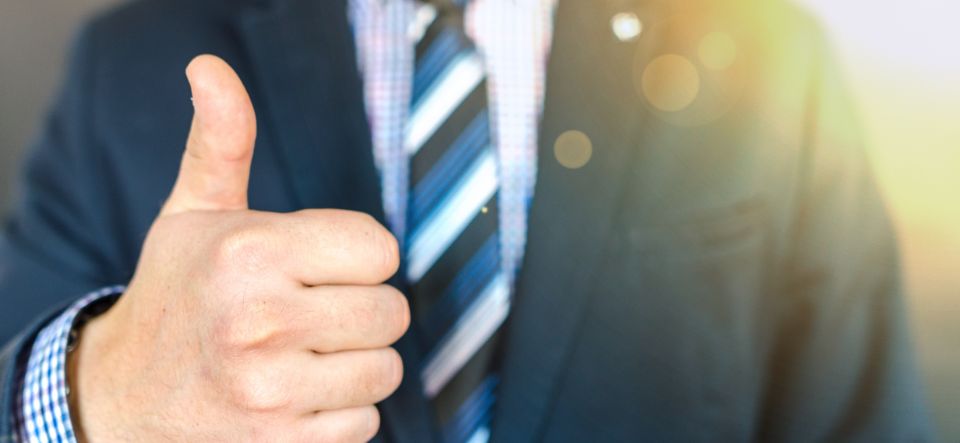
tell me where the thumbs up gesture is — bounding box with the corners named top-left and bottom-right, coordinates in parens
top-left (70, 55), bottom-right (408, 442)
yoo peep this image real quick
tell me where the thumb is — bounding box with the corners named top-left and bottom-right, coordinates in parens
top-left (162, 54), bottom-right (257, 216)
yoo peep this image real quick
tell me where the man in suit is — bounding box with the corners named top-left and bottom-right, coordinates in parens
top-left (0, 0), bottom-right (935, 441)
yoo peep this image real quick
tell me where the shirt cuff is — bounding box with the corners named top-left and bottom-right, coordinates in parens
top-left (15, 285), bottom-right (125, 443)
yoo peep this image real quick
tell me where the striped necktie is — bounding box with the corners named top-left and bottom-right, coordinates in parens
top-left (404, 2), bottom-right (508, 442)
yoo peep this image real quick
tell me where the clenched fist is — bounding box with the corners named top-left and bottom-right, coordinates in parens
top-left (69, 55), bottom-right (409, 442)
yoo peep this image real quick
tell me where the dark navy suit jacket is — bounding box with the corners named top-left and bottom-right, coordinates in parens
top-left (0, 0), bottom-right (935, 441)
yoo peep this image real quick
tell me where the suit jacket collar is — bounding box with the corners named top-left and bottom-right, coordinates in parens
top-left (237, 0), bottom-right (384, 217)
top-left (232, 0), bottom-right (657, 440)
top-left (491, 0), bottom-right (661, 440)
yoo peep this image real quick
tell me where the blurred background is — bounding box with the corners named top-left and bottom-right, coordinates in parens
top-left (796, 0), bottom-right (959, 439)
top-left (1, 0), bottom-right (957, 439)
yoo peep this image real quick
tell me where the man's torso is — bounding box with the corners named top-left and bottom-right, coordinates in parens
top-left (0, 0), bottom-right (906, 441)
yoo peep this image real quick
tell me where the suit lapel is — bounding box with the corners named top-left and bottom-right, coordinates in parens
top-left (234, 1), bottom-right (437, 441)
top-left (235, 0), bottom-right (383, 215)
top-left (492, 1), bottom-right (661, 440)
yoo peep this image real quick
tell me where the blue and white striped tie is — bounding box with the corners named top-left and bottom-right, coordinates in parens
top-left (404, 3), bottom-right (508, 442)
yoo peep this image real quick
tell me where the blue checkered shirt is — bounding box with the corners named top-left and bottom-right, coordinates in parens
top-left (13, 286), bottom-right (125, 443)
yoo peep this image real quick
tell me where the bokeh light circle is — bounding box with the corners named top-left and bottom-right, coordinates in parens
top-left (611, 12), bottom-right (643, 42)
top-left (553, 130), bottom-right (593, 169)
top-left (698, 32), bottom-right (738, 70)
top-left (639, 54), bottom-right (701, 112)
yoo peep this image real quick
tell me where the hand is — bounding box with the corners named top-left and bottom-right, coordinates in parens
top-left (68, 55), bottom-right (409, 442)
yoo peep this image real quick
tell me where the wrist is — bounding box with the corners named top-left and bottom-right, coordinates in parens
top-left (68, 298), bottom-right (132, 442)
top-left (64, 296), bottom-right (126, 442)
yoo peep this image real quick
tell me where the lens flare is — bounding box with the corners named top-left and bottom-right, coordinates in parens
top-left (553, 130), bottom-right (593, 169)
top-left (698, 32), bottom-right (737, 71)
top-left (639, 54), bottom-right (701, 112)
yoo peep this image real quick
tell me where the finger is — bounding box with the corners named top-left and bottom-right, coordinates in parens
top-left (274, 209), bottom-right (400, 285)
top-left (293, 406), bottom-right (380, 443)
top-left (292, 285), bottom-right (410, 353)
top-left (289, 348), bottom-right (403, 412)
top-left (162, 54), bottom-right (257, 215)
